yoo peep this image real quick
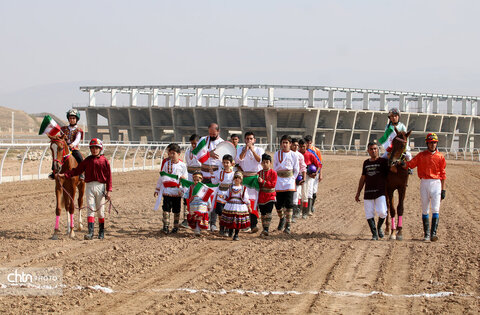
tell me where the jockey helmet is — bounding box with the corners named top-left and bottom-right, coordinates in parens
top-left (89, 138), bottom-right (103, 149)
top-left (425, 132), bottom-right (439, 143)
top-left (66, 109), bottom-right (80, 121)
top-left (388, 107), bottom-right (400, 117)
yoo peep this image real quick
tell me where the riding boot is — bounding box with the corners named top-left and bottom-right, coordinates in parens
top-left (291, 206), bottom-right (297, 223)
top-left (307, 198), bottom-right (313, 216)
top-left (302, 206), bottom-right (308, 219)
top-left (367, 218), bottom-right (378, 240)
top-left (311, 193), bottom-right (317, 213)
top-left (431, 214), bottom-right (439, 242)
top-left (422, 215), bottom-right (430, 241)
top-left (84, 222), bottom-right (94, 240)
top-left (377, 217), bottom-right (385, 239)
top-left (98, 222), bottom-right (105, 239)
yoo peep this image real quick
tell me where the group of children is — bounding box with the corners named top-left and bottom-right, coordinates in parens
top-left (153, 132), bottom-right (323, 240)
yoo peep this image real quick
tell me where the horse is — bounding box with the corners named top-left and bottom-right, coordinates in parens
top-left (49, 134), bottom-right (86, 240)
top-left (384, 128), bottom-right (411, 241)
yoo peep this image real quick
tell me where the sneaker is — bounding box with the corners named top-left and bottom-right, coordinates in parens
top-left (242, 227), bottom-right (251, 233)
top-left (162, 226), bottom-right (169, 234)
top-left (251, 227), bottom-right (259, 233)
top-left (260, 229), bottom-right (269, 237)
top-left (171, 227), bottom-right (178, 234)
top-left (210, 224), bottom-right (218, 232)
top-left (180, 219), bottom-right (189, 229)
top-left (233, 234), bottom-right (239, 241)
top-left (284, 225), bottom-right (291, 234)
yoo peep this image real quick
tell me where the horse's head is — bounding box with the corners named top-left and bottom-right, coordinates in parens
top-left (389, 127), bottom-right (411, 165)
top-left (49, 134), bottom-right (70, 174)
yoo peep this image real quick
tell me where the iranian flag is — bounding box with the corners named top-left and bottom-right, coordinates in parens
top-left (192, 138), bottom-right (210, 163)
top-left (378, 124), bottom-right (397, 151)
top-left (192, 182), bottom-right (215, 202)
top-left (159, 171), bottom-right (179, 187)
top-left (180, 178), bottom-right (194, 188)
top-left (38, 115), bottom-right (61, 136)
top-left (243, 175), bottom-right (260, 217)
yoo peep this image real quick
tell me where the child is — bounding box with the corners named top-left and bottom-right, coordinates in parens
top-left (383, 108), bottom-right (412, 162)
top-left (257, 154), bottom-right (277, 236)
top-left (184, 171), bottom-right (211, 236)
top-left (210, 154), bottom-right (235, 234)
top-left (221, 172), bottom-right (251, 240)
top-left (274, 135), bottom-right (299, 234)
top-left (49, 109), bottom-right (84, 180)
top-left (154, 143), bottom-right (188, 234)
top-left (59, 138), bottom-right (111, 240)
top-left (290, 138), bottom-right (306, 221)
top-left (182, 134), bottom-right (201, 228)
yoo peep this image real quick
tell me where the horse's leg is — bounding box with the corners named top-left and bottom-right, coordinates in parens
top-left (77, 181), bottom-right (85, 231)
top-left (52, 183), bottom-right (62, 240)
top-left (395, 186), bottom-right (407, 241)
top-left (389, 189), bottom-right (397, 240)
top-left (68, 181), bottom-right (76, 239)
top-left (385, 190), bottom-right (391, 235)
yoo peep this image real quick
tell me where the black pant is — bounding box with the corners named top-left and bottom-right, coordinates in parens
top-left (162, 196), bottom-right (182, 213)
top-left (259, 202), bottom-right (275, 216)
top-left (72, 149), bottom-right (83, 164)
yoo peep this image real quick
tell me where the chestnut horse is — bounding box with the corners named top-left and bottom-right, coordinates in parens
top-left (385, 128), bottom-right (411, 241)
top-left (49, 135), bottom-right (86, 240)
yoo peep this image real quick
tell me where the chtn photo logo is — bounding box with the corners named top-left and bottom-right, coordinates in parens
top-left (0, 267), bottom-right (63, 296)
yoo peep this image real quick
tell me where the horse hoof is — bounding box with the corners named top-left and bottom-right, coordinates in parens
top-left (51, 234), bottom-right (59, 240)
top-left (396, 235), bottom-right (403, 241)
top-left (69, 231), bottom-right (76, 239)
top-left (77, 225), bottom-right (83, 232)
top-left (389, 233), bottom-right (396, 240)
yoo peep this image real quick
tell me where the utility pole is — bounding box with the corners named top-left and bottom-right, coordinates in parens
top-left (11, 112), bottom-right (14, 144)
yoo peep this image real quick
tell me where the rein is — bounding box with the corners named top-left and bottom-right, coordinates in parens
top-left (58, 180), bottom-right (119, 215)
top-left (51, 139), bottom-right (72, 166)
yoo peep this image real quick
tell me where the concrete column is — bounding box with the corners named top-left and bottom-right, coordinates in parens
top-left (328, 90), bottom-right (335, 108)
top-left (417, 96), bottom-right (423, 113)
top-left (399, 94), bottom-right (406, 112)
top-left (152, 88), bottom-right (159, 107)
top-left (447, 97), bottom-right (453, 114)
top-left (219, 88), bottom-right (226, 107)
top-left (111, 89), bottom-right (117, 107)
top-left (130, 89), bottom-right (138, 107)
top-left (185, 96), bottom-right (191, 108)
top-left (196, 88), bottom-right (203, 107)
top-left (363, 92), bottom-right (370, 110)
top-left (241, 88), bottom-right (248, 107)
top-left (205, 96), bottom-right (211, 107)
top-left (432, 97), bottom-right (439, 114)
top-left (380, 93), bottom-right (387, 111)
top-left (268, 88), bottom-right (274, 107)
top-left (89, 89), bottom-right (96, 107)
top-left (462, 99), bottom-right (467, 115)
top-left (473, 100), bottom-right (478, 116)
top-left (304, 109), bottom-right (320, 144)
top-left (345, 91), bottom-right (352, 109)
top-left (174, 88), bottom-right (180, 107)
top-left (264, 109), bottom-right (277, 151)
top-left (308, 89), bottom-right (315, 108)
top-left (254, 99), bottom-right (258, 107)
top-left (165, 95), bottom-right (170, 108)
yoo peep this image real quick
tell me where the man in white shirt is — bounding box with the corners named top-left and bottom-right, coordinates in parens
top-left (199, 123), bottom-right (224, 183)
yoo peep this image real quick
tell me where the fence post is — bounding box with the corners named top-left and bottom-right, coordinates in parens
top-left (110, 145), bottom-right (119, 171)
top-left (0, 147), bottom-right (11, 184)
top-left (38, 146), bottom-right (49, 179)
top-left (143, 146), bottom-right (151, 170)
top-left (132, 146), bottom-right (141, 170)
top-left (20, 146), bottom-right (31, 181)
top-left (122, 147), bottom-right (130, 172)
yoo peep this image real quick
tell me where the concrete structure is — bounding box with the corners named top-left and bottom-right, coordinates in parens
top-left (74, 85), bottom-right (480, 151)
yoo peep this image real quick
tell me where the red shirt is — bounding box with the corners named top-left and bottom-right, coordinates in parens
top-left (302, 150), bottom-right (320, 169)
top-left (65, 155), bottom-right (113, 191)
top-left (406, 150), bottom-right (446, 180)
top-left (257, 168), bottom-right (277, 205)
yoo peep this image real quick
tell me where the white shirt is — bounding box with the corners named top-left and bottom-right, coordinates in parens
top-left (274, 150), bottom-right (299, 192)
top-left (200, 135), bottom-right (224, 178)
top-left (236, 145), bottom-right (264, 173)
top-left (155, 160), bottom-right (188, 196)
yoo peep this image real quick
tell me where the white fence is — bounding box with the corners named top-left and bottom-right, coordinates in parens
top-left (0, 143), bottom-right (269, 184)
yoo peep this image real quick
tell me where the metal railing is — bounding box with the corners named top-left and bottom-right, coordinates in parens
top-left (0, 143), bottom-right (269, 184)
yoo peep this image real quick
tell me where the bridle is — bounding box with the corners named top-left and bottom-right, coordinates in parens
top-left (51, 139), bottom-right (71, 167)
top-left (388, 135), bottom-right (407, 167)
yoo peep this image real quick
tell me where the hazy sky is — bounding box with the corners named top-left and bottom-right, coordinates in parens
top-left (1, 0), bottom-right (479, 97)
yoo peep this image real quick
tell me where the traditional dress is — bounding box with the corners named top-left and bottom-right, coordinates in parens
top-left (210, 169), bottom-right (235, 229)
top-left (184, 185), bottom-right (211, 230)
top-left (221, 185), bottom-right (251, 230)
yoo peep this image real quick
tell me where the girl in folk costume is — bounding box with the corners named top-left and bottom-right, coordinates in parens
top-left (181, 134), bottom-right (202, 228)
top-left (184, 171), bottom-right (212, 236)
top-left (154, 144), bottom-right (188, 234)
top-left (221, 172), bottom-right (251, 241)
top-left (274, 135), bottom-right (299, 234)
top-left (210, 154), bottom-right (235, 234)
top-left (49, 109), bottom-right (84, 180)
top-left (257, 154), bottom-right (277, 236)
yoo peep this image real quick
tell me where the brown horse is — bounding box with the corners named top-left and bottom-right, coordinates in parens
top-left (49, 134), bottom-right (86, 240)
top-left (385, 128), bottom-right (411, 241)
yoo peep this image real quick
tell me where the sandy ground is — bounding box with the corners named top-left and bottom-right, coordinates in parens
top-left (0, 155), bottom-right (478, 314)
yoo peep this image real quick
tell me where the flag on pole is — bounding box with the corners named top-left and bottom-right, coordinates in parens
top-left (243, 175), bottom-right (260, 217)
top-left (378, 124), bottom-right (397, 151)
top-left (38, 115), bottom-right (61, 136)
top-left (180, 178), bottom-right (194, 188)
top-left (192, 182), bottom-right (215, 202)
top-left (192, 138), bottom-right (210, 163)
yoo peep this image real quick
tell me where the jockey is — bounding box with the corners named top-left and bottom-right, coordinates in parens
top-left (383, 108), bottom-right (412, 161)
top-left (403, 132), bottom-right (446, 242)
top-left (49, 109), bottom-right (84, 180)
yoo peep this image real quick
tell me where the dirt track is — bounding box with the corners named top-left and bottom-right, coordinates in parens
top-left (0, 155), bottom-right (478, 314)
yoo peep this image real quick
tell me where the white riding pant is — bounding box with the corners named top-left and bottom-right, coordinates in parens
top-left (364, 195), bottom-right (388, 220)
top-left (306, 175), bottom-right (316, 198)
top-left (420, 179), bottom-right (441, 215)
top-left (86, 181), bottom-right (106, 218)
